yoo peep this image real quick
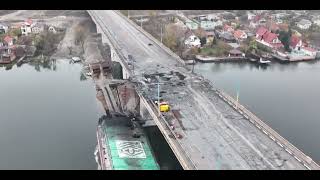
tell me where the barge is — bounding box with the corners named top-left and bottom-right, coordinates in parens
top-left (95, 114), bottom-right (160, 170)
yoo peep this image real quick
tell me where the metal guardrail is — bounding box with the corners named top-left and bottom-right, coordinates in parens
top-left (215, 89), bottom-right (320, 170)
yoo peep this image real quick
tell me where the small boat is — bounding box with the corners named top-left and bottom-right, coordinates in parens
top-left (259, 58), bottom-right (271, 65)
top-left (71, 57), bottom-right (81, 63)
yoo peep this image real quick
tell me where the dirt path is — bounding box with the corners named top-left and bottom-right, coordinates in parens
top-left (52, 21), bottom-right (82, 59)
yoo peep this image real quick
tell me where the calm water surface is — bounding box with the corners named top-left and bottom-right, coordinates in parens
top-left (0, 60), bottom-right (102, 169)
top-left (194, 61), bottom-right (320, 163)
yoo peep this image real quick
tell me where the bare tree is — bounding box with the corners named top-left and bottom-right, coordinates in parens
top-left (163, 23), bottom-right (186, 52)
top-left (74, 24), bottom-right (87, 49)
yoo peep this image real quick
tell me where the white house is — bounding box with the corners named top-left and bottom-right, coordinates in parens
top-left (184, 35), bottom-right (201, 48)
top-left (247, 12), bottom-right (256, 21)
top-left (21, 19), bottom-right (33, 35)
top-left (0, 23), bottom-right (8, 34)
top-left (48, 26), bottom-right (57, 33)
top-left (31, 23), bottom-right (45, 34)
top-left (200, 20), bottom-right (215, 30)
top-left (297, 19), bottom-right (312, 30)
top-left (207, 14), bottom-right (220, 21)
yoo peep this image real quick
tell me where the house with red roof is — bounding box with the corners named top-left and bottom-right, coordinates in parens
top-left (223, 24), bottom-right (234, 33)
top-left (290, 35), bottom-right (303, 51)
top-left (233, 30), bottom-right (247, 41)
top-left (255, 26), bottom-right (283, 50)
top-left (0, 37), bottom-right (16, 64)
top-left (3, 35), bottom-right (14, 46)
top-left (255, 26), bottom-right (268, 38)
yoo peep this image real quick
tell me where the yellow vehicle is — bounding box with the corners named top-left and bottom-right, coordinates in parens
top-left (159, 102), bottom-right (170, 112)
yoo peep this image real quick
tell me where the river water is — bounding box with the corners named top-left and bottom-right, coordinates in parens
top-left (193, 60), bottom-right (320, 163)
top-left (0, 60), bottom-right (102, 169)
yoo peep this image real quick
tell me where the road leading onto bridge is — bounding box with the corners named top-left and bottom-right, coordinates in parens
top-left (89, 10), bottom-right (315, 170)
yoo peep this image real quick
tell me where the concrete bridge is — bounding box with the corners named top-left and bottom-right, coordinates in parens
top-left (87, 10), bottom-right (320, 170)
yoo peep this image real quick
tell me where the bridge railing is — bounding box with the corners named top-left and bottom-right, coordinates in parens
top-left (215, 89), bottom-right (320, 170)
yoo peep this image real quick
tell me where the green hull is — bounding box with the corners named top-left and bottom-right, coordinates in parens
top-left (96, 115), bottom-right (160, 170)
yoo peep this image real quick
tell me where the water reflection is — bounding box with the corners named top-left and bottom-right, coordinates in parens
top-left (0, 59), bottom-right (98, 169)
top-left (27, 58), bottom-right (58, 72)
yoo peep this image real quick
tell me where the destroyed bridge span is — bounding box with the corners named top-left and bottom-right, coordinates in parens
top-left (87, 10), bottom-right (320, 170)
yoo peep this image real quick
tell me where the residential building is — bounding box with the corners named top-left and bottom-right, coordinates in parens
top-left (3, 35), bottom-right (14, 46)
top-left (219, 31), bottom-right (236, 43)
top-left (246, 11), bottom-right (255, 20)
top-left (223, 24), bottom-right (234, 33)
top-left (185, 20), bottom-right (199, 30)
top-left (296, 19), bottom-right (312, 30)
top-left (207, 14), bottom-right (220, 21)
top-left (0, 23), bottom-right (8, 34)
top-left (48, 26), bottom-right (57, 33)
top-left (184, 35), bottom-right (201, 48)
top-left (255, 26), bottom-right (283, 49)
top-left (213, 20), bottom-right (223, 27)
top-left (31, 23), bottom-right (45, 34)
top-left (259, 18), bottom-right (267, 25)
top-left (21, 19), bottom-right (33, 35)
top-left (290, 35), bottom-right (303, 51)
top-left (233, 30), bottom-right (247, 41)
top-left (200, 20), bottom-right (215, 30)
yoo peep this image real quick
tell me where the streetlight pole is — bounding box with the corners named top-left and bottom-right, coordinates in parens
top-left (235, 81), bottom-right (240, 109)
top-left (157, 79), bottom-right (160, 115)
top-left (140, 16), bottom-right (143, 29)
